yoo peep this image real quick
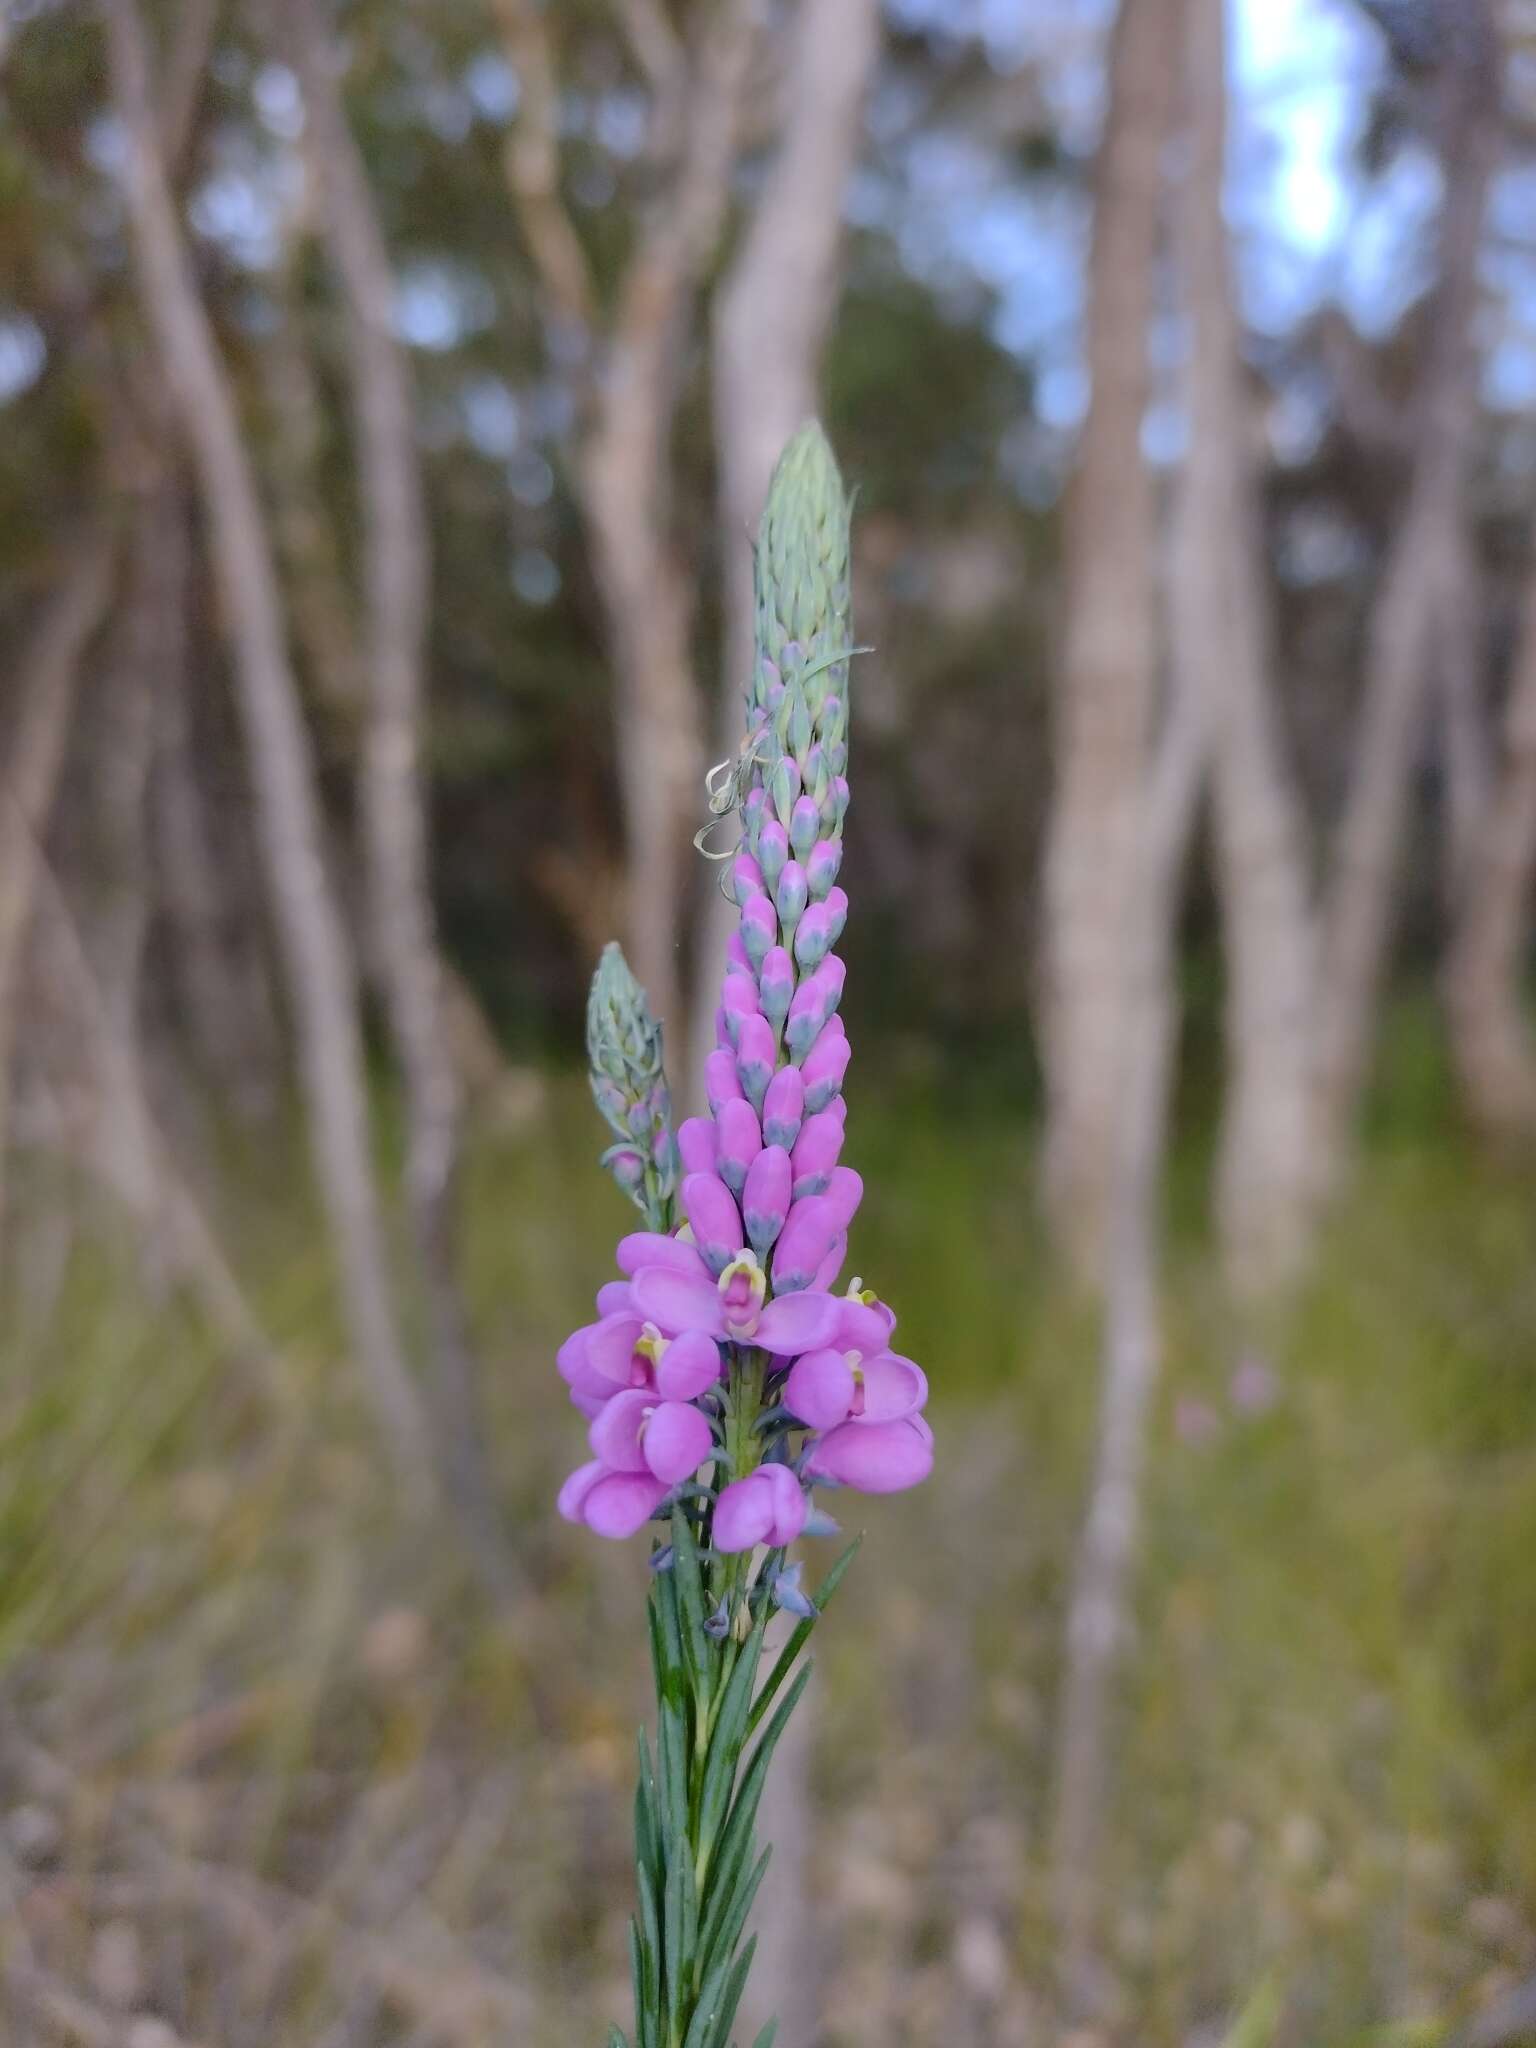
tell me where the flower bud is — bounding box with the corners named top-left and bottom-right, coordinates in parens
top-left (770, 755), bottom-right (801, 828)
top-left (790, 1108), bottom-right (844, 1198)
top-left (802, 1024), bottom-right (850, 1112)
top-left (824, 1165), bottom-right (863, 1229)
top-left (771, 1193), bottom-right (840, 1293)
top-left (774, 860), bottom-right (809, 931)
top-left (757, 818), bottom-right (789, 889)
top-left (806, 839), bottom-right (842, 898)
top-left (757, 946), bottom-right (795, 1033)
top-left (682, 1172), bottom-right (744, 1275)
top-left (677, 1116), bottom-right (717, 1177)
top-left (740, 892), bottom-right (779, 970)
top-left (761, 1065), bottom-right (805, 1150)
top-left (790, 795), bottom-right (820, 861)
top-left (720, 972), bottom-right (761, 1048)
top-left (705, 1048), bottom-right (744, 1115)
top-left (742, 1144), bottom-right (792, 1257)
top-left (725, 931), bottom-right (754, 980)
top-left (793, 900), bottom-right (835, 970)
top-left (715, 1098), bottom-right (762, 1195)
top-left (784, 975), bottom-right (822, 1061)
top-left (734, 1014), bottom-right (776, 1112)
top-left (600, 1142), bottom-right (646, 1199)
top-left (731, 850), bottom-right (766, 906)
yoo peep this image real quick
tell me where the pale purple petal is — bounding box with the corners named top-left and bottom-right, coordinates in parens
top-left (785, 1347), bottom-right (856, 1429)
top-left (584, 1470), bottom-right (670, 1539)
top-left (642, 1401), bottom-right (713, 1484)
top-left (589, 1387), bottom-right (652, 1472)
top-left (806, 1418), bottom-right (934, 1494)
top-left (824, 1167), bottom-right (863, 1229)
top-left (755, 1289), bottom-right (842, 1354)
top-left (629, 1265), bottom-right (727, 1339)
top-left (743, 1145), bottom-right (792, 1256)
top-left (595, 1281), bottom-right (634, 1317)
top-left (585, 1314), bottom-right (648, 1389)
top-left (762, 1461), bottom-right (809, 1544)
top-left (758, 946), bottom-right (795, 1031)
top-left (715, 1098), bottom-right (762, 1195)
top-left (557, 1459), bottom-right (605, 1523)
top-left (712, 1473), bottom-right (775, 1554)
top-left (790, 1109), bottom-right (844, 1197)
top-left (801, 1025), bottom-right (850, 1112)
top-left (735, 1014), bottom-right (777, 1111)
top-left (836, 1296), bottom-right (895, 1355)
top-left (771, 1195), bottom-right (840, 1292)
top-left (762, 1066), bottom-right (805, 1150)
top-left (812, 1233), bottom-right (847, 1291)
top-left (654, 1328), bottom-right (723, 1401)
top-left (857, 1354), bottom-right (928, 1422)
top-left (706, 1049), bottom-right (744, 1115)
top-left (617, 1233), bottom-right (708, 1280)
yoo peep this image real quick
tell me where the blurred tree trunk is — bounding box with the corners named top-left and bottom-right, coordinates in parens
top-left (1040, 0), bottom-right (1181, 1284)
top-left (0, 536), bottom-right (116, 1225)
top-left (701, 5), bottom-right (882, 2037)
top-left (495, 0), bottom-right (759, 1047)
top-left (1315, 4), bottom-right (1497, 1165)
top-left (1446, 557), bottom-right (1536, 1138)
top-left (692, 0), bottom-right (882, 1099)
top-left (103, 0), bottom-right (433, 1497)
top-left (1052, 618), bottom-right (1205, 2016)
top-left (286, 0), bottom-right (518, 1599)
top-left (1176, 0), bottom-right (1319, 1294)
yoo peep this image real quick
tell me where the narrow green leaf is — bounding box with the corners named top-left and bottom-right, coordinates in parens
top-left (635, 1727), bottom-right (661, 1889)
top-left (655, 1553), bottom-right (686, 1689)
top-left (608, 2029), bottom-right (630, 2048)
top-left (682, 1934), bottom-right (756, 2048)
top-left (671, 1503), bottom-right (708, 1679)
top-left (696, 1602), bottom-right (769, 1878)
top-left (628, 1919), bottom-right (653, 2048)
top-left (707, 1662), bottom-right (812, 1925)
top-left (697, 1845), bottom-right (770, 1993)
top-left (749, 2022), bottom-right (778, 2048)
top-left (746, 1536), bottom-right (860, 1739)
top-left (636, 1852), bottom-right (662, 2024)
top-left (703, 1932), bottom-right (758, 2048)
top-left (659, 1690), bottom-right (689, 1848)
top-left (695, 1791), bottom-right (758, 1965)
top-left (664, 1848), bottom-right (686, 2044)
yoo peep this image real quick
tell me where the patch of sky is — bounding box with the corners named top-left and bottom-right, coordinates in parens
top-left (593, 88), bottom-right (649, 161)
top-left (394, 262), bottom-right (497, 351)
top-left (464, 52), bottom-right (521, 125)
top-left (189, 144), bottom-right (299, 272)
top-left (252, 64), bottom-right (304, 143)
top-left (0, 315), bottom-right (46, 407)
top-left (461, 376), bottom-right (522, 460)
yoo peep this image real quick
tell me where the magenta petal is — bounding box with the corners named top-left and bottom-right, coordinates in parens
top-left (712, 1474), bottom-right (775, 1554)
top-left (837, 1297), bottom-right (896, 1355)
top-left (706, 1049), bottom-right (745, 1114)
top-left (755, 1290), bottom-right (842, 1355)
top-left (785, 1347), bottom-right (856, 1429)
top-left (771, 1196), bottom-right (840, 1292)
top-left (629, 1265), bottom-right (727, 1339)
top-left (824, 1167), bottom-right (863, 1229)
top-left (858, 1354), bottom-right (928, 1422)
top-left (585, 1315), bottom-right (646, 1389)
top-left (763, 1462), bottom-right (809, 1544)
top-left (677, 1117), bottom-right (717, 1177)
top-left (655, 1328), bottom-right (722, 1401)
top-left (807, 1418), bottom-right (934, 1494)
top-left (812, 1233), bottom-right (848, 1291)
top-left (595, 1281), bottom-right (634, 1317)
top-left (584, 1470), bottom-right (669, 1539)
top-left (589, 1388), bottom-right (652, 1472)
top-left (570, 1389), bottom-right (607, 1420)
top-left (557, 1459), bottom-right (605, 1523)
top-left (642, 1401), bottom-right (713, 1484)
top-left (617, 1232), bottom-right (708, 1280)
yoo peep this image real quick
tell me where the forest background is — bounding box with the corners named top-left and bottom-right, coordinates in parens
top-left (3, 0), bottom-right (1536, 2043)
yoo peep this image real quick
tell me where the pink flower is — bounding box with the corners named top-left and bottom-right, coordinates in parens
top-left (805, 1415), bottom-right (933, 1495)
top-left (713, 1463), bottom-right (809, 1553)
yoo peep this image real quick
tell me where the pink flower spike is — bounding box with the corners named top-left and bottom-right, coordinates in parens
top-left (642, 1401), bottom-right (713, 1484)
top-left (785, 1347), bottom-right (857, 1429)
top-left (740, 893), bottom-right (779, 969)
top-left (742, 1145), bottom-right (792, 1257)
top-left (771, 1195), bottom-right (841, 1293)
top-left (801, 1021), bottom-right (850, 1107)
top-left (735, 1014), bottom-right (777, 1112)
top-left (790, 1109), bottom-right (844, 1198)
top-left (583, 1470), bottom-right (670, 1539)
top-left (682, 1172), bottom-right (744, 1275)
top-left (806, 1417), bottom-right (934, 1495)
top-left (706, 1050), bottom-right (744, 1115)
top-left (758, 947), bottom-right (795, 1034)
top-left (677, 1116), bottom-right (717, 1177)
top-left (654, 1328), bottom-right (722, 1401)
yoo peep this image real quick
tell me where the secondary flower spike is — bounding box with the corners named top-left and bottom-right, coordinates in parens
top-left (556, 422), bottom-right (932, 2048)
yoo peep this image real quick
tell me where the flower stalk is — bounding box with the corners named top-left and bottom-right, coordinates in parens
top-left (562, 424), bottom-right (931, 2046)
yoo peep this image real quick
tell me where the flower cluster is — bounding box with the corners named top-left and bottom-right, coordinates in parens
top-left (556, 422), bottom-right (932, 1561)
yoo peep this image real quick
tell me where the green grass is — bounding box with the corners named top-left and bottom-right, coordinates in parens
top-left (0, 1061), bottom-right (1533, 2044)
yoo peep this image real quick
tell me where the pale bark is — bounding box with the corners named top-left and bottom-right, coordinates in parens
top-left (1315, 7), bottom-right (1498, 1160)
top-left (1052, 624), bottom-right (1206, 2014)
top-left (1446, 558), bottom-right (1536, 1138)
top-left (103, 0), bottom-right (432, 1494)
top-left (1177, 0), bottom-right (1319, 1293)
top-left (495, 0), bottom-right (760, 1044)
top-left (693, 0), bottom-right (883, 1094)
top-left (286, 0), bottom-right (517, 1596)
top-left (1040, 0), bottom-right (1182, 1282)
top-left (0, 537), bottom-right (116, 1223)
